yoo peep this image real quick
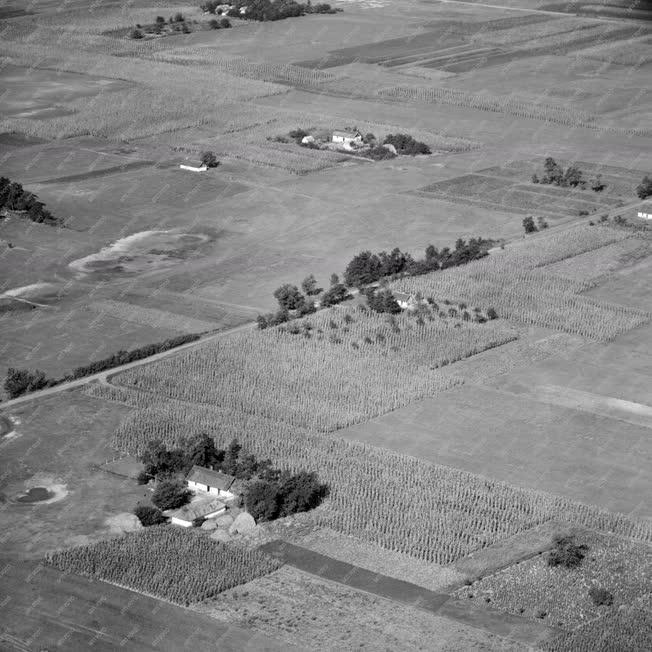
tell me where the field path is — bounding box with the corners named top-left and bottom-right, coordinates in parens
top-left (259, 540), bottom-right (560, 646)
top-left (0, 321), bottom-right (256, 409)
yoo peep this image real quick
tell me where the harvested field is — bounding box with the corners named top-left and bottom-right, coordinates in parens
top-left (195, 565), bottom-right (524, 651)
top-left (283, 526), bottom-right (464, 592)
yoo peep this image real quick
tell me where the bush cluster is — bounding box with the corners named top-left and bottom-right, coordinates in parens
top-left (365, 288), bottom-right (401, 314)
top-left (547, 534), bottom-right (588, 569)
top-left (531, 157), bottom-right (604, 192)
top-left (636, 175), bottom-right (652, 199)
top-left (522, 215), bottom-right (548, 234)
top-left (0, 177), bottom-right (60, 225)
top-left (383, 133), bottom-right (431, 155)
top-left (245, 471), bottom-right (329, 522)
top-left (3, 333), bottom-right (201, 398)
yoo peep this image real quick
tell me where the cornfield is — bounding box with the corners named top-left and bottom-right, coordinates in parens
top-left (395, 269), bottom-right (649, 341)
top-left (378, 86), bottom-right (597, 127)
top-left (114, 307), bottom-right (515, 432)
top-left (111, 400), bottom-right (652, 564)
top-left (46, 527), bottom-right (282, 605)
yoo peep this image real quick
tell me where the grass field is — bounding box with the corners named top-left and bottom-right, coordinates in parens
top-left (0, 559), bottom-right (283, 651)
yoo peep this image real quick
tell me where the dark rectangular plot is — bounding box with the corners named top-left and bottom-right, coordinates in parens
top-left (260, 540), bottom-right (449, 613)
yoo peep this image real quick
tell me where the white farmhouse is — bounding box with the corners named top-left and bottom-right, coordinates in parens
top-left (186, 465), bottom-right (236, 500)
top-left (393, 291), bottom-right (420, 310)
top-left (166, 498), bottom-right (227, 527)
top-left (332, 129), bottom-right (363, 149)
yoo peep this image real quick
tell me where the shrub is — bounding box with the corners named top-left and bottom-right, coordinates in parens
top-left (537, 216), bottom-right (549, 230)
top-left (130, 28), bottom-right (144, 39)
top-left (363, 145), bottom-right (396, 161)
top-left (200, 151), bottom-right (219, 167)
top-left (220, 17), bottom-right (231, 27)
top-left (547, 534), bottom-right (588, 569)
top-left (486, 307), bottom-right (498, 320)
top-left (136, 470), bottom-right (152, 485)
top-left (209, 18), bottom-right (220, 28)
top-left (152, 480), bottom-right (191, 511)
top-left (134, 505), bottom-right (166, 526)
top-left (589, 587), bottom-right (614, 606)
top-left (523, 216), bottom-right (538, 234)
top-left (174, 12), bottom-right (185, 22)
top-left (156, 16), bottom-right (166, 23)
top-left (383, 133), bottom-right (431, 155)
top-left (636, 175), bottom-right (652, 199)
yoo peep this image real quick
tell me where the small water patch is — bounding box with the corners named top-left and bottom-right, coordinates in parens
top-left (15, 487), bottom-right (53, 503)
top-left (68, 230), bottom-right (212, 278)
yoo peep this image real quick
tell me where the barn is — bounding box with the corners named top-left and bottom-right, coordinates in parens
top-left (186, 465), bottom-right (236, 499)
top-left (165, 498), bottom-right (227, 528)
top-left (393, 291), bottom-right (419, 310)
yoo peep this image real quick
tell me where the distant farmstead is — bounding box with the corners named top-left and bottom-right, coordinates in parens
top-left (179, 161), bottom-right (207, 172)
top-left (332, 129), bottom-right (363, 149)
top-left (637, 205), bottom-right (652, 220)
top-left (187, 465), bottom-right (236, 500)
top-left (394, 291), bottom-right (420, 310)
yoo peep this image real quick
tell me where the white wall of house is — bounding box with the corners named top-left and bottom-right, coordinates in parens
top-left (171, 517), bottom-right (193, 527)
top-left (188, 480), bottom-right (235, 500)
top-left (180, 164), bottom-right (207, 172)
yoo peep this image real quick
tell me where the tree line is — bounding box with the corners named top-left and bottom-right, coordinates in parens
top-left (3, 333), bottom-right (201, 399)
top-left (257, 237), bottom-right (494, 328)
top-left (135, 435), bottom-right (328, 525)
top-left (201, 0), bottom-right (338, 20)
top-left (0, 177), bottom-right (61, 226)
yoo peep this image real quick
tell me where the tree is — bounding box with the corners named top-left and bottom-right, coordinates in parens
top-left (329, 273), bottom-right (339, 286)
top-left (4, 368), bottom-right (54, 398)
top-left (130, 28), bottom-right (144, 39)
top-left (156, 15), bottom-right (166, 23)
top-left (273, 284), bottom-right (305, 310)
top-left (542, 157), bottom-right (563, 185)
top-left (220, 438), bottom-right (241, 476)
top-left (363, 132), bottom-right (376, 144)
top-left (134, 505), bottom-right (166, 526)
top-left (140, 439), bottom-right (186, 479)
top-left (537, 216), bottom-right (549, 230)
top-left (220, 17), bottom-right (231, 27)
top-left (209, 18), bottom-right (220, 28)
top-left (245, 480), bottom-right (279, 521)
top-left (301, 274), bottom-right (321, 296)
top-left (522, 216), bottom-right (537, 234)
top-left (367, 289), bottom-right (401, 314)
top-left (320, 283), bottom-right (349, 307)
top-left (590, 174), bottom-right (605, 192)
top-left (344, 250), bottom-right (383, 287)
top-left (486, 307), bottom-right (498, 320)
top-left (563, 165), bottom-right (583, 188)
top-left (185, 432), bottom-right (220, 470)
top-left (636, 175), bottom-right (652, 199)
top-left (199, 151), bottom-right (218, 167)
top-left (277, 471), bottom-right (328, 517)
top-left (174, 12), bottom-right (185, 21)
top-left (152, 480), bottom-right (191, 511)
